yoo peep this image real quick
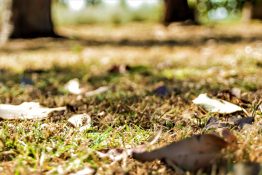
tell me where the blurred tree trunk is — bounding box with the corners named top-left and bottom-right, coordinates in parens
top-left (251, 0), bottom-right (262, 19)
top-left (242, 0), bottom-right (262, 22)
top-left (241, 2), bottom-right (252, 22)
top-left (10, 0), bottom-right (56, 38)
top-left (0, 0), bottom-right (12, 44)
top-left (163, 0), bottom-right (195, 24)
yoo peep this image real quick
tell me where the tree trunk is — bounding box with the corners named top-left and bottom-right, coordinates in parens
top-left (163, 0), bottom-right (195, 25)
top-left (10, 0), bottom-right (56, 38)
top-left (0, 0), bottom-right (12, 44)
top-left (251, 0), bottom-right (262, 19)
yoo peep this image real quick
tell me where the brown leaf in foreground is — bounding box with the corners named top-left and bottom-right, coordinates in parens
top-left (132, 134), bottom-right (227, 171)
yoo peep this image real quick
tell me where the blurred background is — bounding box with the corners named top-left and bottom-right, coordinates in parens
top-left (54, 0), bottom-right (162, 25)
top-left (51, 0), bottom-right (261, 25)
top-left (52, 0), bottom-right (261, 25)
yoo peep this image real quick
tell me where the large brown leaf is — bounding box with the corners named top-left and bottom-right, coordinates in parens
top-left (132, 134), bottom-right (227, 171)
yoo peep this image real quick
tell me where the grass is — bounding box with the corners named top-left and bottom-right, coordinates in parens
top-left (0, 22), bottom-right (262, 174)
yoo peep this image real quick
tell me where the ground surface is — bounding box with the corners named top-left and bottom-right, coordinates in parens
top-left (0, 22), bottom-right (262, 174)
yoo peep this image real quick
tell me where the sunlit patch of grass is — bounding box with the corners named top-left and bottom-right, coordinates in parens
top-left (0, 118), bottom-right (152, 174)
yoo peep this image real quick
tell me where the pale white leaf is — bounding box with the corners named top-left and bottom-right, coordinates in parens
top-left (68, 114), bottom-right (91, 129)
top-left (193, 93), bottom-right (243, 114)
top-left (231, 88), bottom-right (241, 98)
top-left (65, 79), bottom-right (84, 95)
top-left (85, 86), bottom-right (109, 97)
top-left (79, 125), bottom-right (91, 132)
top-left (0, 102), bottom-right (66, 120)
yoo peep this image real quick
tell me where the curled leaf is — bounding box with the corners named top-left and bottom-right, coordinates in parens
top-left (68, 114), bottom-right (91, 131)
top-left (132, 134), bottom-right (227, 171)
top-left (193, 93), bottom-right (243, 114)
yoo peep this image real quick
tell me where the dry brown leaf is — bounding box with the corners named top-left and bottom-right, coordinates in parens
top-left (132, 134), bottom-right (227, 171)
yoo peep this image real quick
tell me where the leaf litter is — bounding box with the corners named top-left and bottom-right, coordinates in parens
top-left (65, 78), bottom-right (85, 95)
top-left (64, 78), bottom-right (109, 97)
top-left (193, 93), bottom-right (244, 114)
top-left (0, 91), bottom-right (256, 173)
top-left (68, 113), bottom-right (92, 131)
top-left (84, 86), bottom-right (109, 97)
top-left (132, 134), bottom-right (228, 172)
top-left (0, 102), bottom-right (66, 120)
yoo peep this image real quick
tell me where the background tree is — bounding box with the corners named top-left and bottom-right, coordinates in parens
top-left (241, 0), bottom-right (262, 22)
top-left (163, 0), bottom-right (195, 24)
top-left (86, 0), bottom-right (102, 6)
top-left (251, 0), bottom-right (262, 19)
top-left (10, 0), bottom-right (56, 38)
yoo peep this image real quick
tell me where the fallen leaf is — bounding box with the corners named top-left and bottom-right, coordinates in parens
top-left (231, 88), bottom-right (241, 98)
top-left (132, 134), bottom-right (227, 171)
top-left (65, 78), bottom-right (85, 95)
top-left (85, 86), bottom-right (109, 97)
top-left (0, 102), bottom-right (66, 120)
top-left (193, 93), bottom-right (243, 114)
top-left (68, 114), bottom-right (91, 131)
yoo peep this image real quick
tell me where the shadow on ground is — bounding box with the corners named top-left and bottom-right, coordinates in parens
top-left (1, 34), bottom-right (262, 53)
